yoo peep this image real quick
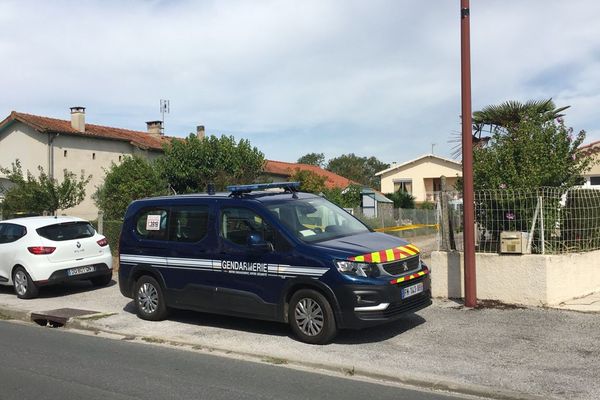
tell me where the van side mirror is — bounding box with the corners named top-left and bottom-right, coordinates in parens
top-left (247, 232), bottom-right (273, 253)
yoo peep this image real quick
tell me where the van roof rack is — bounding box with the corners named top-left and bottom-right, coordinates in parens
top-left (227, 182), bottom-right (300, 196)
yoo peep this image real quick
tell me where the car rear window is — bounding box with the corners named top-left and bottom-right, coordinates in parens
top-left (36, 221), bottom-right (96, 241)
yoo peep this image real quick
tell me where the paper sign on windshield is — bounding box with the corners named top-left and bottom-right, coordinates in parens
top-left (146, 215), bottom-right (161, 231)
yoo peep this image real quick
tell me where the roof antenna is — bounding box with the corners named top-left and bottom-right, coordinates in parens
top-left (287, 183), bottom-right (298, 199)
top-left (160, 99), bottom-right (170, 133)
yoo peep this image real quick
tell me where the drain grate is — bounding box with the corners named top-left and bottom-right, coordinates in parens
top-left (31, 308), bottom-right (99, 328)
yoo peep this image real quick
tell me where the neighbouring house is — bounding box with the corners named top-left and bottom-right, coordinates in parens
top-left (263, 160), bottom-right (354, 189)
top-left (263, 160), bottom-right (393, 218)
top-left (579, 140), bottom-right (600, 188)
top-left (0, 107), bottom-right (192, 218)
top-left (375, 154), bottom-right (462, 203)
top-left (0, 107), bottom-right (394, 220)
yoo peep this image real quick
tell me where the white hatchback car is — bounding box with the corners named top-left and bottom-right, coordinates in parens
top-left (0, 216), bottom-right (113, 299)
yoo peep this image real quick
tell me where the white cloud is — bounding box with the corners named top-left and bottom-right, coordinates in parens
top-left (1, 0), bottom-right (599, 165)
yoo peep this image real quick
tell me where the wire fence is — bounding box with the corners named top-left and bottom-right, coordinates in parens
top-left (353, 207), bottom-right (438, 238)
top-left (442, 187), bottom-right (600, 255)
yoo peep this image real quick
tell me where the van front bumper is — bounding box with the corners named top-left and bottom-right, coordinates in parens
top-left (335, 274), bottom-right (432, 329)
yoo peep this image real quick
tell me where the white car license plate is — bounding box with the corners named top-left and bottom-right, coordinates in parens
top-left (402, 282), bottom-right (423, 299)
top-left (67, 266), bottom-right (96, 276)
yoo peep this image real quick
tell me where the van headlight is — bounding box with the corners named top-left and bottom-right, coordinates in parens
top-left (335, 260), bottom-right (376, 278)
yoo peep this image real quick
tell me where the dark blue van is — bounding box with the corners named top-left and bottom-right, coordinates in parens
top-left (118, 182), bottom-right (431, 344)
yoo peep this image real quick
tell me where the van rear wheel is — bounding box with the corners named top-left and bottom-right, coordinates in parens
top-left (289, 289), bottom-right (337, 344)
top-left (134, 275), bottom-right (169, 321)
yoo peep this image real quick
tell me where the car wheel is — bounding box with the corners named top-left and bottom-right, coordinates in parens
top-left (289, 289), bottom-right (337, 344)
top-left (90, 273), bottom-right (112, 287)
top-left (13, 266), bottom-right (39, 299)
top-left (134, 275), bottom-right (169, 321)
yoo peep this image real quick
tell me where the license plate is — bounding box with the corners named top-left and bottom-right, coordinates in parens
top-left (402, 282), bottom-right (423, 299)
top-left (67, 266), bottom-right (96, 276)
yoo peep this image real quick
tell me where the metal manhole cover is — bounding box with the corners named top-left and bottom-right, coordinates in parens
top-left (31, 308), bottom-right (99, 326)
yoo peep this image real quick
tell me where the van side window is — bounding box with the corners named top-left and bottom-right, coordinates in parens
top-left (169, 206), bottom-right (209, 242)
top-left (136, 209), bottom-right (169, 241)
top-left (220, 207), bottom-right (290, 251)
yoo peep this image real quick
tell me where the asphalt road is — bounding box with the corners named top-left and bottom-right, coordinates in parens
top-left (0, 321), bottom-right (469, 400)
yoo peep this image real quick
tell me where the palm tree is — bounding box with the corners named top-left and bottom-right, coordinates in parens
top-left (450, 98), bottom-right (569, 158)
top-left (472, 98), bottom-right (569, 136)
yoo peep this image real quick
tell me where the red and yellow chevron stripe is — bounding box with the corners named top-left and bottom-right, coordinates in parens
top-left (348, 244), bottom-right (420, 263)
top-left (389, 267), bottom-right (429, 285)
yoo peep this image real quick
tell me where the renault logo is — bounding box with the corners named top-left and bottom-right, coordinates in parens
top-left (76, 241), bottom-right (82, 249)
top-left (402, 262), bottom-right (409, 272)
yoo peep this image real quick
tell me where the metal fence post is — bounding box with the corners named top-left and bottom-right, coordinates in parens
top-left (539, 196), bottom-right (545, 254)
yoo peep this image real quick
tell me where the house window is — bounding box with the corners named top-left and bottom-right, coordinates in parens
top-left (63, 150), bottom-right (68, 157)
top-left (393, 179), bottom-right (412, 194)
top-left (590, 176), bottom-right (600, 186)
top-left (92, 153), bottom-right (96, 160)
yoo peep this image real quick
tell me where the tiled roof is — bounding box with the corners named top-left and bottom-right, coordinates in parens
top-left (264, 160), bottom-right (356, 189)
top-left (579, 140), bottom-right (600, 156)
top-left (375, 153), bottom-right (461, 176)
top-left (0, 111), bottom-right (171, 151)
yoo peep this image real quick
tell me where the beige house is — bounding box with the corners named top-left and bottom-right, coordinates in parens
top-left (579, 140), bottom-right (600, 188)
top-left (376, 154), bottom-right (462, 203)
top-left (0, 107), bottom-right (178, 219)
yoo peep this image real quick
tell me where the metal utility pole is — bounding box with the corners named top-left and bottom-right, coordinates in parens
top-left (461, 0), bottom-right (477, 307)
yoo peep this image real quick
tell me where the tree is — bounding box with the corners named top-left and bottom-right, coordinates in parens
top-left (158, 134), bottom-right (265, 193)
top-left (473, 111), bottom-right (590, 190)
top-left (326, 154), bottom-right (389, 188)
top-left (0, 160), bottom-right (91, 215)
top-left (451, 99), bottom-right (570, 159)
top-left (473, 98), bottom-right (569, 135)
top-left (290, 169), bottom-right (327, 193)
top-left (319, 185), bottom-right (362, 209)
top-left (385, 189), bottom-right (415, 209)
top-left (94, 156), bottom-right (167, 220)
top-left (297, 153), bottom-right (325, 167)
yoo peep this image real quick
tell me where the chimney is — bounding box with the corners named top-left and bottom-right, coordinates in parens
top-left (196, 125), bottom-right (205, 139)
top-left (70, 106), bottom-right (86, 132)
top-left (146, 120), bottom-right (163, 137)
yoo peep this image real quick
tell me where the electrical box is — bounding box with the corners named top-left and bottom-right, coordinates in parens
top-left (500, 231), bottom-right (530, 254)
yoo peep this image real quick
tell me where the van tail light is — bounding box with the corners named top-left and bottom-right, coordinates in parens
top-left (97, 238), bottom-right (108, 247)
top-left (28, 246), bottom-right (56, 255)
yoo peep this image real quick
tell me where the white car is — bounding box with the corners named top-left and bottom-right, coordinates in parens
top-left (0, 216), bottom-right (113, 299)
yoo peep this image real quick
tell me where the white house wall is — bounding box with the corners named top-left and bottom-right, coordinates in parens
top-left (0, 122), bottom-right (48, 177)
top-left (582, 152), bottom-right (600, 188)
top-left (52, 134), bottom-right (137, 219)
top-left (380, 158), bottom-right (462, 202)
top-left (1, 123), bottom-right (164, 219)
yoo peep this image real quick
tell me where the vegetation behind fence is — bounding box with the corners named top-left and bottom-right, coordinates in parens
top-left (353, 208), bottom-right (438, 238)
top-left (445, 187), bottom-right (600, 254)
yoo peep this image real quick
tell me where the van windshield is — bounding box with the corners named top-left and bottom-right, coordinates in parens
top-left (265, 197), bottom-right (370, 243)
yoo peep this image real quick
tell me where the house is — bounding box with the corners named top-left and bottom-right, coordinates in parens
top-left (0, 107), bottom-right (393, 219)
top-left (263, 160), bottom-right (354, 189)
top-left (264, 160), bottom-right (393, 217)
top-left (375, 154), bottom-right (462, 203)
top-left (0, 107), bottom-right (187, 219)
top-left (579, 140), bottom-right (600, 188)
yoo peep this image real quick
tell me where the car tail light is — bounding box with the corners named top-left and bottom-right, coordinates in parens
top-left (28, 246), bottom-right (56, 255)
top-left (97, 238), bottom-right (108, 247)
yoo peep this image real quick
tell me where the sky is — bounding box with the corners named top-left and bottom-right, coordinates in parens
top-left (1, 0), bottom-right (599, 165)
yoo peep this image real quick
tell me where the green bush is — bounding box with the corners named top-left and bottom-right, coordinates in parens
top-left (561, 189), bottom-right (600, 251)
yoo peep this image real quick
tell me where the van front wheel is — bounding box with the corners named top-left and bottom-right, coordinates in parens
top-left (134, 276), bottom-right (169, 321)
top-left (289, 289), bottom-right (337, 344)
